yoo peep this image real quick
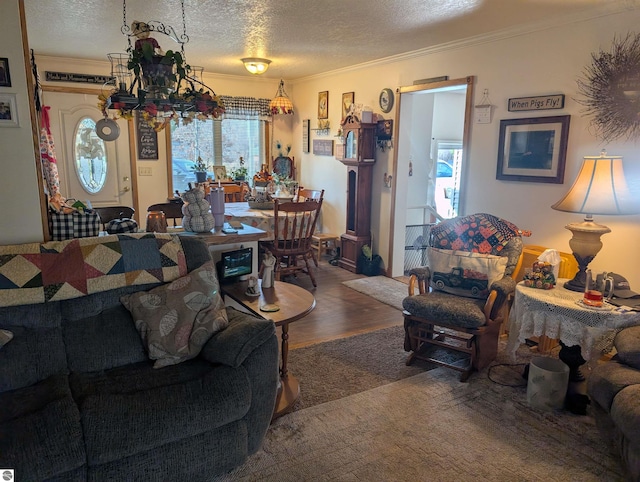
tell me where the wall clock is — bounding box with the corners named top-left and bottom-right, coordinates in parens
top-left (379, 88), bottom-right (394, 113)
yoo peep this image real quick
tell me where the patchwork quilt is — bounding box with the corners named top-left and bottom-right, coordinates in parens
top-left (0, 233), bottom-right (187, 307)
top-left (430, 213), bottom-right (522, 254)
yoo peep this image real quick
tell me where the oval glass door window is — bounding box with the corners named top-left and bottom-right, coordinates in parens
top-left (74, 117), bottom-right (107, 193)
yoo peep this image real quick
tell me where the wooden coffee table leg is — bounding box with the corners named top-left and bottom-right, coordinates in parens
top-left (273, 323), bottom-right (300, 419)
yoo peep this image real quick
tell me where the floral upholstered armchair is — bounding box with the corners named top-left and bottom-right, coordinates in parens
top-left (403, 213), bottom-right (525, 381)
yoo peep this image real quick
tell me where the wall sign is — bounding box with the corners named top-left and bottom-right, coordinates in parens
top-left (508, 94), bottom-right (565, 112)
top-left (136, 113), bottom-right (158, 160)
top-left (302, 119), bottom-right (310, 153)
top-left (313, 139), bottom-right (334, 156)
top-left (45, 71), bottom-right (115, 85)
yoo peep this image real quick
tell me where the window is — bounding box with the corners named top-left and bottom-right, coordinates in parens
top-left (170, 118), bottom-right (267, 193)
top-left (74, 117), bottom-right (107, 194)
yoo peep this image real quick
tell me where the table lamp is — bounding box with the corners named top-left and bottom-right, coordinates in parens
top-left (551, 150), bottom-right (639, 291)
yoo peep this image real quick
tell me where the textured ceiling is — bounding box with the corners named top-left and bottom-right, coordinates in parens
top-left (23, 0), bottom-right (640, 80)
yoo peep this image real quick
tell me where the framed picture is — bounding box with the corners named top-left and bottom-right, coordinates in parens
top-left (212, 166), bottom-right (227, 182)
top-left (0, 58), bottom-right (11, 87)
top-left (302, 119), bottom-right (310, 153)
top-left (318, 91), bottom-right (328, 119)
top-left (496, 115), bottom-right (570, 184)
top-left (342, 92), bottom-right (354, 119)
top-left (0, 93), bottom-right (18, 127)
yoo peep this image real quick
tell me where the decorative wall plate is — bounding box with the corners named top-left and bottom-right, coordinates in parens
top-left (379, 88), bottom-right (394, 113)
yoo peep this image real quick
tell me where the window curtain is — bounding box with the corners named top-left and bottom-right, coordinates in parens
top-left (219, 96), bottom-right (272, 121)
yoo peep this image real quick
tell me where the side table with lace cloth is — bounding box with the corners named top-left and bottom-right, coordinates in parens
top-left (507, 279), bottom-right (640, 362)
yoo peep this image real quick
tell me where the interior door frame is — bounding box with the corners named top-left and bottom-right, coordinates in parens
top-left (387, 76), bottom-right (475, 277)
top-left (41, 85), bottom-right (139, 222)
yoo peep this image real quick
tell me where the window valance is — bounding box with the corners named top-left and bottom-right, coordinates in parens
top-left (219, 96), bottom-right (272, 121)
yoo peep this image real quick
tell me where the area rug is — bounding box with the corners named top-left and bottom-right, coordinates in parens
top-left (342, 276), bottom-right (408, 311)
top-left (288, 325), bottom-right (466, 410)
top-left (214, 365), bottom-right (623, 481)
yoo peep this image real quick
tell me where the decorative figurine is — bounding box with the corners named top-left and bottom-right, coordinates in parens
top-left (261, 250), bottom-right (276, 289)
top-left (181, 187), bottom-right (215, 232)
top-left (131, 21), bottom-right (164, 56)
top-left (245, 276), bottom-right (259, 297)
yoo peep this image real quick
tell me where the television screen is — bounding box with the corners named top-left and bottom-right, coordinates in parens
top-left (218, 247), bottom-right (253, 283)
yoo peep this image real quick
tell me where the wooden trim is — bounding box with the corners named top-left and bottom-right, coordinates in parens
top-left (386, 88), bottom-right (401, 277)
top-left (126, 119), bottom-right (140, 222)
top-left (19, 0), bottom-right (50, 241)
top-left (41, 85), bottom-right (103, 95)
top-left (165, 126), bottom-right (174, 198)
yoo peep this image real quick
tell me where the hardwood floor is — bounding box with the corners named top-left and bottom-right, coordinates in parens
top-left (274, 258), bottom-right (405, 349)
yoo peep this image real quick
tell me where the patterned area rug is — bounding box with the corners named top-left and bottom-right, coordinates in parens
top-left (213, 331), bottom-right (624, 481)
top-left (215, 369), bottom-right (623, 481)
top-left (342, 276), bottom-right (408, 311)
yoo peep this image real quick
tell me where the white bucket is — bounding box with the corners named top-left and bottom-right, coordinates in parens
top-left (526, 357), bottom-right (569, 410)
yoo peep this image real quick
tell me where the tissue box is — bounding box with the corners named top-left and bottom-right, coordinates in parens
top-left (523, 261), bottom-right (556, 289)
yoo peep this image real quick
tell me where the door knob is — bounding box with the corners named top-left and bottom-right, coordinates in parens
top-left (122, 186), bottom-right (130, 192)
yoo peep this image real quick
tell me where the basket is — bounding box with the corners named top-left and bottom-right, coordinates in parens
top-left (248, 200), bottom-right (274, 210)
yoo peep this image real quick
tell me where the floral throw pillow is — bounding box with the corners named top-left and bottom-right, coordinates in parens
top-left (121, 261), bottom-right (228, 368)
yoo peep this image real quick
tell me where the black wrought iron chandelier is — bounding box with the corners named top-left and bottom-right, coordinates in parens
top-left (97, 0), bottom-right (224, 139)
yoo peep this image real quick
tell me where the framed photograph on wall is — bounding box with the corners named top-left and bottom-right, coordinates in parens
top-left (0, 93), bottom-right (19, 127)
top-left (318, 91), bottom-right (328, 119)
top-left (0, 58), bottom-right (11, 87)
top-left (302, 119), bottom-right (310, 153)
top-left (342, 92), bottom-right (354, 119)
top-left (496, 115), bottom-right (570, 184)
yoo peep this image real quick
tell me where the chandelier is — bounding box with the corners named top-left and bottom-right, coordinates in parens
top-left (269, 80), bottom-right (294, 115)
top-left (97, 0), bottom-right (224, 138)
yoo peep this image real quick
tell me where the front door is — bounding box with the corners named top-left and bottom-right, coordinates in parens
top-left (43, 92), bottom-right (133, 209)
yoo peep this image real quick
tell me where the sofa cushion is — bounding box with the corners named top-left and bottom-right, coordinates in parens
top-left (0, 326), bottom-right (68, 392)
top-left (72, 361), bottom-right (251, 465)
top-left (615, 326), bottom-right (640, 370)
top-left (63, 304), bottom-right (147, 373)
top-left (121, 261), bottom-right (228, 368)
top-left (402, 290), bottom-right (487, 328)
top-left (587, 359), bottom-right (640, 412)
top-left (0, 375), bottom-right (86, 481)
top-left (611, 384), bottom-right (640, 449)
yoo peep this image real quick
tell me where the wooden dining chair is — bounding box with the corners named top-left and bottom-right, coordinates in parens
top-left (260, 199), bottom-right (323, 287)
top-left (147, 202), bottom-right (184, 227)
top-left (223, 183), bottom-right (245, 202)
top-left (296, 188), bottom-right (324, 202)
top-left (94, 206), bottom-right (135, 231)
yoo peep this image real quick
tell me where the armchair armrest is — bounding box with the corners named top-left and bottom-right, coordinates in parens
top-left (200, 307), bottom-right (275, 368)
top-left (408, 267), bottom-right (431, 295)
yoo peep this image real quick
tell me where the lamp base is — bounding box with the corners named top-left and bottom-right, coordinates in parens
top-left (562, 218), bottom-right (610, 292)
top-left (563, 253), bottom-right (594, 292)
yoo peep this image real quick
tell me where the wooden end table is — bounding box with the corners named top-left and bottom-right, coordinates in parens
top-left (222, 279), bottom-right (316, 419)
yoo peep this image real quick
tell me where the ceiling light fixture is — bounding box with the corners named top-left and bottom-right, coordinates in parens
top-left (269, 80), bottom-right (294, 115)
top-left (241, 57), bottom-right (271, 75)
top-left (97, 0), bottom-right (224, 138)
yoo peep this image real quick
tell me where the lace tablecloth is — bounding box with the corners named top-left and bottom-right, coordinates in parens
top-left (224, 202), bottom-right (278, 239)
top-left (507, 279), bottom-right (640, 361)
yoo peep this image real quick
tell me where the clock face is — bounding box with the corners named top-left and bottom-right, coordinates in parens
top-left (379, 88), bottom-right (394, 113)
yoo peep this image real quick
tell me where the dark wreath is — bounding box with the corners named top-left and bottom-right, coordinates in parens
top-left (576, 32), bottom-right (640, 142)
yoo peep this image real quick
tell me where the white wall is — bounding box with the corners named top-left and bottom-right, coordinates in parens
top-left (0, 0), bottom-right (42, 243)
top-left (290, 10), bottom-right (640, 289)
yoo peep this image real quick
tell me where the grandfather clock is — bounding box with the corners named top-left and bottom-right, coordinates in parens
top-left (338, 116), bottom-right (376, 273)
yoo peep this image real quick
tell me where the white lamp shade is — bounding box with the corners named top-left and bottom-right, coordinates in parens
top-left (551, 154), bottom-right (640, 215)
top-left (241, 58), bottom-right (271, 75)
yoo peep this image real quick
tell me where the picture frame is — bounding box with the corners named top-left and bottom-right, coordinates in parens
top-left (318, 91), bottom-right (328, 119)
top-left (496, 115), bottom-right (570, 184)
top-left (212, 166), bottom-right (227, 182)
top-left (302, 119), bottom-right (310, 153)
top-left (0, 58), bottom-right (11, 87)
top-left (341, 92), bottom-right (354, 119)
top-left (0, 93), bottom-right (19, 127)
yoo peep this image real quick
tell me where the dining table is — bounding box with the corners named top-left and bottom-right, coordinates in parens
top-left (223, 201), bottom-right (293, 241)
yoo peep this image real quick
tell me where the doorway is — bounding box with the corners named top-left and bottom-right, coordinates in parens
top-left (388, 76), bottom-right (475, 278)
top-left (43, 91), bottom-right (134, 210)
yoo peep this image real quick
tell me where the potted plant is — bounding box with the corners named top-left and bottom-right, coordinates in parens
top-left (191, 156), bottom-right (209, 183)
top-left (229, 156), bottom-right (248, 181)
top-left (359, 244), bottom-right (382, 276)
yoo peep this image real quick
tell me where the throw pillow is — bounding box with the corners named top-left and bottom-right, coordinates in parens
top-left (427, 247), bottom-right (508, 299)
top-left (0, 329), bottom-right (13, 349)
top-left (121, 261), bottom-right (228, 368)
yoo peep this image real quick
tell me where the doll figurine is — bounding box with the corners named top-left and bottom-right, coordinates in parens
top-left (132, 21), bottom-right (164, 56)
